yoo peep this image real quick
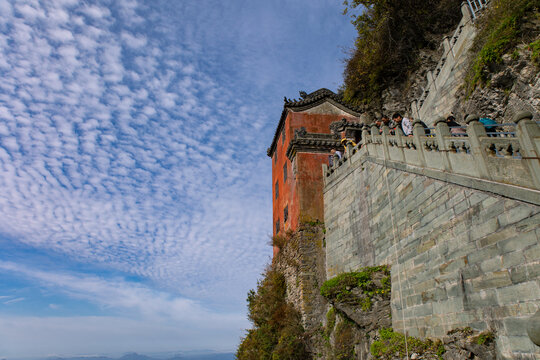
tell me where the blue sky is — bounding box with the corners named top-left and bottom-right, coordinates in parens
top-left (0, 0), bottom-right (356, 358)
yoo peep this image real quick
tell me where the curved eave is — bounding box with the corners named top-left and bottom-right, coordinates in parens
top-left (267, 96), bottom-right (361, 157)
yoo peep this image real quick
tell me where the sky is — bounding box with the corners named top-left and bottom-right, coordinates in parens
top-left (0, 0), bottom-right (356, 358)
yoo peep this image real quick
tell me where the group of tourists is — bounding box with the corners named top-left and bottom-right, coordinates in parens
top-left (374, 113), bottom-right (415, 136)
top-left (328, 112), bottom-right (500, 166)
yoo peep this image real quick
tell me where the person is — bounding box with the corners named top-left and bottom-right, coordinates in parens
top-left (446, 115), bottom-right (466, 136)
top-left (392, 113), bottom-right (413, 136)
top-left (329, 148), bottom-right (342, 167)
top-left (479, 117), bottom-right (499, 137)
top-left (341, 137), bottom-right (356, 150)
top-left (375, 116), bottom-right (390, 134)
top-left (374, 118), bottom-right (382, 132)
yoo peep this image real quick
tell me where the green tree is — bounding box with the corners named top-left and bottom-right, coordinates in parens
top-left (342, 0), bottom-right (462, 105)
top-left (236, 268), bottom-right (310, 360)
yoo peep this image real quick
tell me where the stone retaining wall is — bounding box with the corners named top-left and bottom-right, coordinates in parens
top-left (323, 115), bottom-right (540, 358)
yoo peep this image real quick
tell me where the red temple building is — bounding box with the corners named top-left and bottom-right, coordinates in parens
top-left (267, 88), bottom-right (362, 255)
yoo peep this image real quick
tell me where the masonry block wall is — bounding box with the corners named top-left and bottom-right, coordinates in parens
top-left (323, 117), bottom-right (540, 359)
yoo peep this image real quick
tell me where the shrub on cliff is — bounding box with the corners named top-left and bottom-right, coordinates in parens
top-left (320, 265), bottom-right (390, 310)
top-left (236, 267), bottom-right (310, 360)
top-left (465, 0), bottom-right (540, 93)
top-left (370, 328), bottom-right (445, 359)
top-left (341, 0), bottom-right (462, 106)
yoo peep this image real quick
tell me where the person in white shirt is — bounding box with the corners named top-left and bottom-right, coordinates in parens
top-left (392, 113), bottom-right (413, 136)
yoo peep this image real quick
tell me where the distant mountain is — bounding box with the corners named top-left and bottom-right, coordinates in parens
top-left (44, 352), bottom-right (234, 360)
top-left (179, 354), bottom-right (234, 360)
top-left (47, 357), bottom-right (112, 360)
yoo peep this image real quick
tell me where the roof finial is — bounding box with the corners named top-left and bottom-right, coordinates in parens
top-left (299, 91), bottom-right (308, 99)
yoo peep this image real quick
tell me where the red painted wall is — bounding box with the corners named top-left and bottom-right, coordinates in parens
top-left (271, 109), bottom-right (358, 257)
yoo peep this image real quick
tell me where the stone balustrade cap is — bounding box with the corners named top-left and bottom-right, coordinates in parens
top-left (465, 114), bottom-right (480, 124)
top-left (513, 111), bottom-right (533, 123)
top-left (434, 116), bottom-right (447, 126)
top-left (370, 123), bottom-right (379, 128)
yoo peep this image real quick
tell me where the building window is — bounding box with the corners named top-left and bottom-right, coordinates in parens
top-left (275, 181), bottom-right (279, 199)
top-left (284, 205), bottom-right (288, 223)
top-left (281, 126), bottom-right (285, 144)
top-left (274, 153), bottom-right (277, 164)
top-left (283, 163), bottom-right (287, 182)
top-left (276, 219), bottom-right (280, 233)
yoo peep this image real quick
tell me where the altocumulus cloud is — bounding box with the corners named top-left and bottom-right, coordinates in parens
top-left (0, 0), bottom-right (356, 357)
top-left (0, 0), bottom-right (271, 354)
top-left (0, 0), bottom-right (269, 303)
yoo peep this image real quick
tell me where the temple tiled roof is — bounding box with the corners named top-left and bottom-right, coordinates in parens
top-left (267, 88), bottom-right (362, 157)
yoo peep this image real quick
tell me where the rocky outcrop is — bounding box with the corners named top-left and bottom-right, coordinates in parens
top-left (451, 44), bottom-right (540, 123)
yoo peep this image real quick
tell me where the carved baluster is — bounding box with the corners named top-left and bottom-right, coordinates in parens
top-left (434, 117), bottom-right (452, 171)
top-left (465, 114), bottom-right (491, 180)
top-left (515, 111), bottom-right (540, 188)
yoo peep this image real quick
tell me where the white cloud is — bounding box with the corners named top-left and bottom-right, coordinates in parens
top-left (2, 297), bottom-right (25, 305)
top-left (121, 32), bottom-right (147, 48)
top-left (0, 261), bottom-right (247, 357)
top-left (81, 5), bottom-right (110, 19)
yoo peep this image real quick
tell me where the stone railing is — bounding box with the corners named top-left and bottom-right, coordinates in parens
top-left (466, 0), bottom-right (489, 20)
top-left (323, 112), bottom-right (540, 205)
top-left (411, 2), bottom-right (488, 122)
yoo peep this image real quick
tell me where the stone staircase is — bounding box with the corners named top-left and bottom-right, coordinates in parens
top-left (411, 1), bottom-right (489, 124)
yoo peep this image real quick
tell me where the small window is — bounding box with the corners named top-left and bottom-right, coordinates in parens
top-left (281, 126), bottom-right (285, 144)
top-left (274, 153), bottom-right (277, 164)
top-left (284, 205), bottom-right (288, 223)
top-left (276, 219), bottom-right (280, 233)
top-left (275, 181), bottom-right (279, 199)
top-left (283, 163), bottom-right (287, 182)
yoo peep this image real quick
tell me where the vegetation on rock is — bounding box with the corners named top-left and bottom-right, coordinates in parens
top-left (370, 328), bottom-right (445, 360)
top-left (465, 0), bottom-right (540, 93)
top-left (236, 267), bottom-right (310, 360)
top-left (530, 38), bottom-right (540, 66)
top-left (320, 265), bottom-right (390, 310)
top-left (332, 318), bottom-right (356, 360)
top-left (341, 0), bottom-right (462, 106)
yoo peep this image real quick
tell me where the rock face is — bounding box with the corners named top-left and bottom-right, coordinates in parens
top-left (451, 45), bottom-right (540, 123)
top-left (363, 14), bottom-right (539, 126)
top-left (441, 328), bottom-right (497, 360)
top-left (273, 224), bottom-right (498, 359)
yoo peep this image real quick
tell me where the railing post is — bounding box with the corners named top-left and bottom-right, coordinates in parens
top-left (322, 163), bottom-right (328, 184)
top-left (465, 114), bottom-right (491, 179)
top-left (370, 124), bottom-right (383, 158)
top-left (411, 100), bottom-right (419, 120)
top-left (463, 1), bottom-right (475, 21)
top-left (412, 120), bottom-right (427, 167)
top-left (434, 117), bottom-right (452, 171)
top-left (362, 126), bottom-right (370, 155)
top-left (346, 143), bottom-right (354, 163)
top-left (515, 111), bottom-right (540, 188)
top-left (442, 36), bottom-right (454, 59)
top-left (381, 125), bottom-right (391, 160)
top-left (427, 70), bottom-right (437, 91)
top-left (393, 124), bottom-right (405, 162)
